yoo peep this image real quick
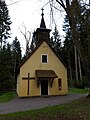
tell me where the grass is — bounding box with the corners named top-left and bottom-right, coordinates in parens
top-left (69, 88), bottom-right (89, 94)
top-left (0, 97), bottom-right (90, 120)
top-left (0, 88), bottom-right (88, 103)
top-left (0, 88), bottom-right (89, 119)
top-left (0, 92), bottom-right (17, 103)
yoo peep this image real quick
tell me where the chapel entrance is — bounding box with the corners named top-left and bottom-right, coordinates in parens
top-left (41, 80), bottom-right (48, 95)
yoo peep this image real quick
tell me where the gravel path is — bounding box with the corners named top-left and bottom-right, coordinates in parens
top-left (0, 94), bottom-right (87, 115)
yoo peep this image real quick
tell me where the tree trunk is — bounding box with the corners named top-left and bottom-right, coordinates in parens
top-left (74, 46), bottom-right (78, 85)
top-left (56, 0), bottom-right (90, 95)
top-left (68, 52), bottom-right (73, 88)
top-left (78, 54), bottom-right (82, 86)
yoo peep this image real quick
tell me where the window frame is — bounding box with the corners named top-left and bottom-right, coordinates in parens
top-left (41, 54), bottom-right (48, 63)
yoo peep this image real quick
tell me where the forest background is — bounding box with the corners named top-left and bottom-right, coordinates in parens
top-left (0, 0), bottom-right (90, 94)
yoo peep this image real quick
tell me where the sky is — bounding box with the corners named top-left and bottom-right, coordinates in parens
top-left (5, 0), bottom-right (65, 55)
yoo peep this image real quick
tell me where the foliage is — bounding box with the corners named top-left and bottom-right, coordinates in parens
top-left (57, 0), bottom-right (90, 88)
top-left (0, 1), bottom-right (14, 93)
top-left (0, 0), bottom-right (11, 48)
top-left (0, 37), bottom-right (22, 93)
top-left (0, 97), bottom-right (90, 120)
top-left (12, 37), bottom-right (22, 65)
top-left (0, 44), bottom-right (14, 92)
top-left (50, 26), bottom-right (61, 53)
top-left (69, 88), bottom-right (88, 94)
top-left (30, 26), bottom-right (61, 54)
top-left (30, 31), bottom-right (36, 52)
top-left (12, 37), bottom-right (22, 81)
top-left (0, 92), bottom-right (17, 103)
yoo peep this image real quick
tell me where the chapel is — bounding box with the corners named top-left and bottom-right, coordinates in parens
top-left (16, 9), bottom-right (68, 97)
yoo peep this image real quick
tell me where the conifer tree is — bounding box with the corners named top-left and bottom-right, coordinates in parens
top-left (54, 0), bottom-right (90, 90)
top-left (12, 37), bottom-right (22, 82)
top-left (50, 26), bottom-right (61, 53)
top-left (30, 31), bottom-right (36, 52)
top-left (0, 43), bottom-right (14, 92)
top-left (0, 0), bottom-right (11, 48)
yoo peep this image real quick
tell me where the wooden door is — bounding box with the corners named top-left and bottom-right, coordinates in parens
top-left (41, 80), bottom-right (48, 95)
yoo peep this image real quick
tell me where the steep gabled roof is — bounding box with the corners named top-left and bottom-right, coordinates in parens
top-left (17, 10), bottom-right (67, 75)
top-left (17, 40), bottom-right (67, 75)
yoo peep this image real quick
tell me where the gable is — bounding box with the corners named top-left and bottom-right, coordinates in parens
top-left (19, 41), bottom-right (67, 72)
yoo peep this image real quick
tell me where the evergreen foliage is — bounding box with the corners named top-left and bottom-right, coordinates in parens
top-left (61, 1), bottom-right (90, 88)
top-left (0, 0), bottom-right (11, 48)
top-left (12, 37), bottom-right (22, 84)
top-left (0, 0), bottom-right (90, 93)
top-left (50, 26), bottom-right (61, 55)
top-left (0, 38), bottom-right (22, 93)
top-left (0, 44), bottom-right (14, 92)
top-left (12, 37), bottom-right (22, 69)
top-left (30, 31), bottom-right (36, 52)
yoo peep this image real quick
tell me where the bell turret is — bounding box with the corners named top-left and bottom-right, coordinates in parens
top-left (36, 8), bottom-right (51, 46)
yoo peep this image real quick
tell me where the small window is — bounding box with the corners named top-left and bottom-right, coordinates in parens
top-left (58, 78), bottom-right (62, 90)
top-left (41, 54), bottom-right (48, 63)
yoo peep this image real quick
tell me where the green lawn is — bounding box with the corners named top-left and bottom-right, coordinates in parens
top-left (0, 88), bottom-right (88, 103)
top-left (0, 92), bottom-right (17, 103)
top-left (69, 88), bottom-right (89, 94)
top-left (0, 97), bottom-right (90, 120)
top-left (0, 89), bottom-right (89, 120)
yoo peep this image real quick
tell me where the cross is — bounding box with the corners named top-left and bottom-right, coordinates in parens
top-left (41, 8), bottom-right (44, 17)
top-left (22, 73), bottom-right (35, 95)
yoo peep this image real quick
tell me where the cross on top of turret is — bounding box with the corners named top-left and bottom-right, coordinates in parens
top-left (41, 8), bottom-right (44, 17)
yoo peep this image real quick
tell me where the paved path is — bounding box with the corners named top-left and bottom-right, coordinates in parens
top-left (0, 94), bottom-right (87, 115)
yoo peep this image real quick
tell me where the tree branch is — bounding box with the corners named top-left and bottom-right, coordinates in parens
top-left (56, 0), bottom-right (68, 13)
